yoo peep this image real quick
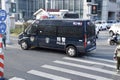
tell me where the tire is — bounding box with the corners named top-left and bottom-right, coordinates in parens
top-left (66, 46), bottom-right (77, 57)
top-left (100, 27), bottom-right (102, 31)
top-left (96, 35), bottom-right (98, 39)
top-left (109, 31), bottom-right (114, 37)
top-left (109, 40), bottom-right (114, 45)
top-left (20, 41), bottom-right (29, 50)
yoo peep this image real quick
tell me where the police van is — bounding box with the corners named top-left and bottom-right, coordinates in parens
top-left (18, 19), bottom-right (96, 57)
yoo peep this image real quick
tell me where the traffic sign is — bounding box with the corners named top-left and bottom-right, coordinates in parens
top-left (0, 22), bottom-right (6, 34)
top-left (0, 10), bottom-right (7, 21)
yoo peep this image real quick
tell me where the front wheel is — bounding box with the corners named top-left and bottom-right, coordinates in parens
top-left (20, 41), bottom-right (29, 50)
top-left (66, 46), bottom-right (77, 57)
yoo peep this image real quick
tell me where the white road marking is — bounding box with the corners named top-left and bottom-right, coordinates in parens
top-left (27, 70), bottom-right (71, 80)
top-left (63, 57), bottom-right (115, 68)
top-left (84, 56), bottom-right (116, 63)
top-left (9, 77), bottom-right (25, 80)
top-left (54, 60), bottom-right (119, 76)
top-left (42, 65), bottom-right (113, 80)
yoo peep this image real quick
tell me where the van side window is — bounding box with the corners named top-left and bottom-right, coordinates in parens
top-left (38, 25), bottom-right (56, 36)
top-left (58, 26), bottom-right (83, 39)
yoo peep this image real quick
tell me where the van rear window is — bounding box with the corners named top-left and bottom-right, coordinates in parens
top-left (86, 22), bottom-right (95, 37)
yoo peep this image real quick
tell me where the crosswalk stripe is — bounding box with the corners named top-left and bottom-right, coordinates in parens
top-left (27, 70), bottom-right (71, 80)
top-left (54, 60), bottom-right (119, 76)
top-left (84, 56), bottom-right (116, 63)
top-left (9, 77), bottom-right (25, 80)
top-left (63, 57), bottom-right (115, 68)
top-left (42, 65), bottom-right (113, 80)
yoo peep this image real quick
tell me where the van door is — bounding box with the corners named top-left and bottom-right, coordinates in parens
top-left (37, 20), bottom-right (57, 48)
top-left (85, 21), bottom-right (96, 51)
top-left (26, 23), bottom-right (39, 47)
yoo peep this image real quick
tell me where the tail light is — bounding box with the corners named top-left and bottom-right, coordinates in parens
top-left (84, 34), bottom-right (87, 48)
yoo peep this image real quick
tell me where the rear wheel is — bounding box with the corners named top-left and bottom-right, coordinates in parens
top-left (109, 40), bottom-right (114, 45)
top-left (99, 26), bottom-right (102, 31)
top-left (109, 31), bottom-right (114, 37)
top-left (20, 41), bottom-right (29, 50)
top-left (66, 46), bottom-right (77, 57)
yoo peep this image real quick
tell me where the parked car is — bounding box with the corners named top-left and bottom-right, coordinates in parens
top-left (109, 23), bottom-right (120, 36)
top-left (107, 20), bottom-right (116, 29)
top-left (95, 20), bottom-right (107, 31)
top-left (95, 25), bottom-right (99, 38)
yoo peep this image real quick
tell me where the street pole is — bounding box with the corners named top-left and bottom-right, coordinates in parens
top-left (1, 0), bottom-right (11, 44)
top-left (87, 4), bottom-right (91, 20)
top-left (45, 0), bottom-right (48, 11)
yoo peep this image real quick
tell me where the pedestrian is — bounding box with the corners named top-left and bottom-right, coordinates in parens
top-left (2, 32), bottom-right (6, 49)
top-left (114, 45), bottom-right (120, 72)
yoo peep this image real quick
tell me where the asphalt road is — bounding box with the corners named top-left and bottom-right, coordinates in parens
top-left (3, 30), bottom-right (120, 80)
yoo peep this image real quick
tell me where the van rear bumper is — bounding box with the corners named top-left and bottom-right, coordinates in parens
top-left (86, 46), bottom-right (96, 52)
top-left (77, 46), bottom-right (96, 53)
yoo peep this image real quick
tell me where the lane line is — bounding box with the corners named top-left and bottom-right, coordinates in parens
top-left (27, 70), bottom-right (71, 80)
top-left (9, 77), bottom-right (25, 80)
top-left (42, 65), bottom-right (113, 80)
top-left (63, 57), bottom-right (115, 68)
top-left (54, 60), bottom-right (119, 76)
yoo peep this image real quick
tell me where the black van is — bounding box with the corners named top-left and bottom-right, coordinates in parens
top-left (18, 19), bottom-right (96, 57)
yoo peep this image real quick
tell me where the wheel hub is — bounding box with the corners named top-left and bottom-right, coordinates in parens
top-left (22, 42), bottom-right (27, 49)
top-left (68, 48), bottom-right (75, 56)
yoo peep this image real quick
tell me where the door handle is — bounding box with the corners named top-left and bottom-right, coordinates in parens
top-left (40, 31), bottom-right (42, 33)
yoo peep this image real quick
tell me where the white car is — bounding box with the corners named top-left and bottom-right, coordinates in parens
top-left (107, 20), bottom-right (116, 29)
top-left (95, 25), bottom-right (99, 38)
top-left (95, 20), bottom-right (107, 31)
top-left (109, 23), bottom-right (120, 36)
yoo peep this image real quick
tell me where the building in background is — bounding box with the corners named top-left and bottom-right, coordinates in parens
top-left (46, 0), bottom-right (85, 19)
top-left (95, 0), bottom-right (119, 21)
top-left (0, 0), bottom-right (1, 9)
top-left (1, 0), bottom-right (120, 21)
top-left (15, 0), bottom-right (42, 21)
top-left (45, 0), bottom-right (120, 21)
